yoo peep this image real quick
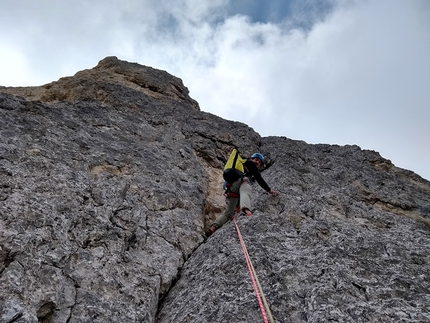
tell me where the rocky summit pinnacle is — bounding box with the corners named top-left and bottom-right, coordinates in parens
top-left (1, 57), bottom-right (429, 323)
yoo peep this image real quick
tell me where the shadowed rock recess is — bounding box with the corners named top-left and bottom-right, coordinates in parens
top-left (1, 57), bottom-right (429, 323)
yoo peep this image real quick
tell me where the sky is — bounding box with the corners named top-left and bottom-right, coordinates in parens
top-left (1, 0), bottom-right (429, 180)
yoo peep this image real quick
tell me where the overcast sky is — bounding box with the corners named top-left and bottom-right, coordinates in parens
top-left (1, 0), bottom-right (429, 180)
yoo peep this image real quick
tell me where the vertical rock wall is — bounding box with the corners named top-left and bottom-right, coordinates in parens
top-left (157, 137), bottom-right (430, 323)
top-left (1, 57), bottom-right (429, 323)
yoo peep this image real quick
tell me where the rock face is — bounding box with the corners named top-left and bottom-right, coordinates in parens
top-left (1, 57), bottom-right (429, 323)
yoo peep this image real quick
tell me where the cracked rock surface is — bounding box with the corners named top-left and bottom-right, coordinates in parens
top-left (1, 57), bottom-right (430, 323)
top-left (157, 138), bottom-right (430, 322)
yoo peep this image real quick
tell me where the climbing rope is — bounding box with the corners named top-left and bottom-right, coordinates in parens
top-left (233, 215), bottom-right (275, 323)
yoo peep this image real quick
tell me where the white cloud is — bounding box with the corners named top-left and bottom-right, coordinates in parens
top-left (0, 45), bottom-right (32, 86)
top-left (0, 0), bottom-right (429, 180)
top-left (179, 0), bottom-right (430, 178)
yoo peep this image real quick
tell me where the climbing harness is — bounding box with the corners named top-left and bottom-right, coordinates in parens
top-left (223, 182), bottom-right (240, 199)
top-left (233, 215), bottom-right (275, 323)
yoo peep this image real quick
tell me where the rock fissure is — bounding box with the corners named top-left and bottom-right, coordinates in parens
top-left (0, 250), bottom-right (15, 275)
top-left (154, 267), bottom-right (183, 323)
top-left (372, 200), bottom-right (430, 229)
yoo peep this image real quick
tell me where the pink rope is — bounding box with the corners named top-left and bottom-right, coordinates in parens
top-left (233, 216), bottom-right (269, 323)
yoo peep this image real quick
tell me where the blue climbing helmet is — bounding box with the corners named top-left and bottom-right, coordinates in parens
top-left (251, 153), bottom-right (265, 163)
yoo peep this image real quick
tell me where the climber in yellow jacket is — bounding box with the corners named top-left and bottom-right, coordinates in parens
top-left (205, 152), bottom-right (278, 237)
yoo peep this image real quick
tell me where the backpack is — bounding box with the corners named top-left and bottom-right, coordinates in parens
top-left (223, 148), bottom-right (246, 184)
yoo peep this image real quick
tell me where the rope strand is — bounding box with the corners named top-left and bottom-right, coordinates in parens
top-left (241, 234), bottom-right (275, 323)
top-left (233, 216), bottom-right (275, 323)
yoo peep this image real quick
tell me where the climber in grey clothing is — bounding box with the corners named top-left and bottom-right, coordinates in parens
top-left (205, 153), bottom-right (278, 237)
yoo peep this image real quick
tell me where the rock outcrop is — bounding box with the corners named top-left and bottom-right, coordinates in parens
top-left (1, 57), bottom-right (429, 323)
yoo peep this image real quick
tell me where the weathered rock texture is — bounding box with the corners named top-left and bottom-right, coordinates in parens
top-left (1, 57), bottom-right (429, 323)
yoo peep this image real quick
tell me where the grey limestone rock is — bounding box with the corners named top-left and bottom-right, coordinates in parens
top-left (1, 57), bottom-right (429, 323)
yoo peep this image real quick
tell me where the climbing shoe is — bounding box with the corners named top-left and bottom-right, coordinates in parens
top-left (242, 208), bottom-right (253, 216)
top-left (205, 226), bottom-right (217, 237)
